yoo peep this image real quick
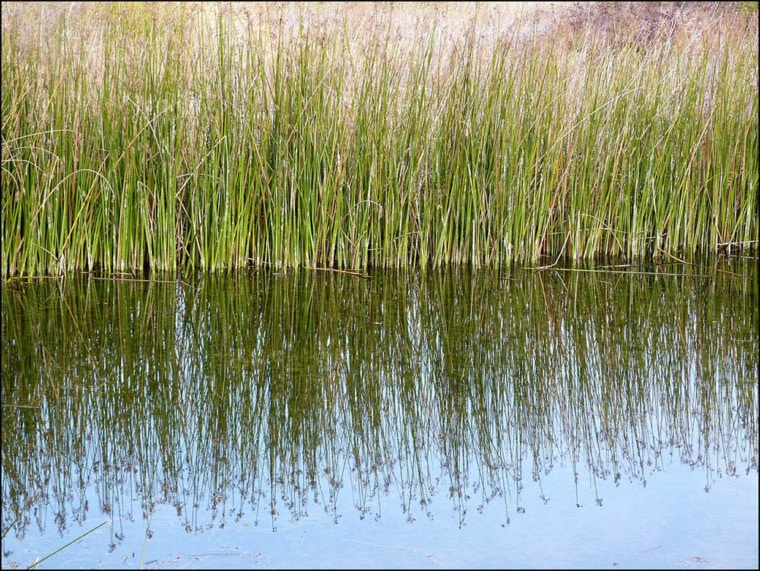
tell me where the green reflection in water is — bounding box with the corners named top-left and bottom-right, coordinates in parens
top-left (2, 259), bottom-right (757, 549)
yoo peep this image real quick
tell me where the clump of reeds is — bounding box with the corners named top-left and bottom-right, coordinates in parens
top-left (2, 2), bottom-right (757, 276)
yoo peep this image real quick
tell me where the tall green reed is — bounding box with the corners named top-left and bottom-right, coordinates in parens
top-left (2, 3), bottom-right (757, 276)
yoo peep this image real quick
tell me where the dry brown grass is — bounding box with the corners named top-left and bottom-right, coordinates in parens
top-left (3, 1), bottom-right (754, 106)
top-left (3, 2), bottom-right (754, 62)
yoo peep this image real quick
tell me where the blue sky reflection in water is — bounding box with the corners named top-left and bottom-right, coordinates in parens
top-left (1, 261), bottom-right (758, 569)
top-left (5, 456), bottom-right (758, 569)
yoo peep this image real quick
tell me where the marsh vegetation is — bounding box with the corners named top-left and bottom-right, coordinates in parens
top-left (2, 2), bottom-right (757, 276)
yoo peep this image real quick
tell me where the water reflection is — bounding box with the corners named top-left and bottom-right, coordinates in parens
top-left (2, 259), bottom-right (757, 560)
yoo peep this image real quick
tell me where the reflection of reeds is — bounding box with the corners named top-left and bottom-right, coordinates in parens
top-left (1, 262), bottom-right (758, 546)
top-left (1, 3), bottom-right (757, 276)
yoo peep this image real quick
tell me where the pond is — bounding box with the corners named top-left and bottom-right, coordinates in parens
top-left (2, 257), bottom-right (758, 569)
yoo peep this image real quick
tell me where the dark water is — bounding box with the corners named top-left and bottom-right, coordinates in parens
top-left (2, 257), bottom-right (758, 569)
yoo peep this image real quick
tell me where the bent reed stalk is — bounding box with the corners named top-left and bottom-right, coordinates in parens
top-left (2, 3), bottom-right (757, 276)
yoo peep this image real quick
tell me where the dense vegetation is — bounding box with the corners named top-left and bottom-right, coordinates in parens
top-left (2, 2), bottom-right (757, 275)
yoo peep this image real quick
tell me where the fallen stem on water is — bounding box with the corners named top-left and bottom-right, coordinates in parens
top-left (28, 519), bottom-right (111, 570)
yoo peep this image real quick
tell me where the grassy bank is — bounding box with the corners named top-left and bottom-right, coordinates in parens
top-left (2, 2), bottom-right (757, 275)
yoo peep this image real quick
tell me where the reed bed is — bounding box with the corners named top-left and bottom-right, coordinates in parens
top-left (2, 2), bottom-right (757, 276)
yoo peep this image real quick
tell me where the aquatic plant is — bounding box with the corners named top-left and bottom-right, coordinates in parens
top-left (2, 3), bottom-right (757, 276)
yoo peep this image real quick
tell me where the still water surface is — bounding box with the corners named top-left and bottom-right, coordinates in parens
top-left (2, 258), bottom-right (758, 569)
